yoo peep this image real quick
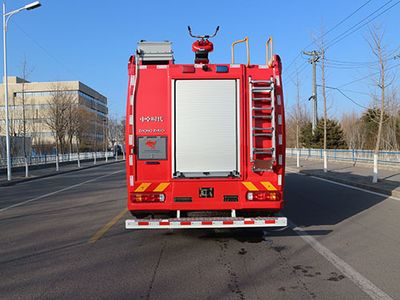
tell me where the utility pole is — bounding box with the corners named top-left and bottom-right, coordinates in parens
top-left (303, 50), bottom-right (320, 133)
top-left (3, 1), bottom-right (41, 181)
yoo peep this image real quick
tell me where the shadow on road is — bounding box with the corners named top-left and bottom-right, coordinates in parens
top-left (284, 173), bottom-right (391, 227)
top-left (301, 168), bottom-right (400, 193)
top-left (143, 227), bottom-right (333, 243)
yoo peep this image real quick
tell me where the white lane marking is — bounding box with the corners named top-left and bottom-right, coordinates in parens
top-left (290, 220), bottom-right (393, 300)
top-left (0, 170), bottom-right (124, 213)
top-left (309, 175), bottom-right (400, 202)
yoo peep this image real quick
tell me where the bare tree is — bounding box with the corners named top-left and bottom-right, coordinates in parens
top-left (8, 107), bottom-right (24, 157)
top-left (108, 115), bottom-right (120, 147)
top-left (75, 109), bottom-right (96, 151)
top-left (381, 88), bottom-right (399, 150)
top-left (19, 56), bottom-right (34, 159)
top-left (368, 26), bottom-right (390, 183)
top-left (286, 74), bottom-right (309, 150)
top-left (293, 69), bottom-right (308, 166)
top-left (341, 111), bottom-right (366, 150)
top-left (66, 99), bottom-right (79, 155)
top-left (117, 118), bottom-right (126, 146)
top-left (31, 108), bottom-right (44, 155)
top-left (294, 75), bottom-right (301, 167)
top-left (45, 84), bottom-right (72, 155)
top-left (107, 115), bottom-right (126, 157)
top-left (102, 117), bottom-right (108, 154)
top-left (93, 113), bottom-right (98, 152)
top-left (69, 107), bottom-right (93, 166)
top-left (321, 48), bottom-right (328, 172)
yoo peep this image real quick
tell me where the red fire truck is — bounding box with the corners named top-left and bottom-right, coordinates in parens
top-left (125, 27), bottom-right (286, 229)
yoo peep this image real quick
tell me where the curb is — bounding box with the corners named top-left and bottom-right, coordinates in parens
top-left (298, 169), bottom-right (400, 198)
top-left (0, 160), bottom-right (125, 187)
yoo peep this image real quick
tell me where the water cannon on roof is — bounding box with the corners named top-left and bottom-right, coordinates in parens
top-left (188, 26), bottom-right (219, 64)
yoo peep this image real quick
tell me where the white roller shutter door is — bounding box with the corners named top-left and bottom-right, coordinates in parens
top-left (174, 79), bottom-right (239, 177)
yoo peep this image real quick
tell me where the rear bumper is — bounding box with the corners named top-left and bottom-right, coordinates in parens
top-left (125, 216), bottom-right (287, 229)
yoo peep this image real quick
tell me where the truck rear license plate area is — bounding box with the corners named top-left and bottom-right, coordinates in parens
top-left (199, 188), bottom-right (214, 198)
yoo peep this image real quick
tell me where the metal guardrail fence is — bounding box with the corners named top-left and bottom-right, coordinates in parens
top-left (0, 151), bottom-right (115, 169)
top-left (286, 148), bottom-right (400, 166)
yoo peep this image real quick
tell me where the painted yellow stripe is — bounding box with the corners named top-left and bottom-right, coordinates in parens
top-left (135, 183), bottom-right (151, 192)
top-left (261, 181), bottom-right (277, 191)
top-left (89, 209), bottom-right (128, 244)
top-left (153, 182), bottom-right (170, 192)
top-left (242, 182), bottom-right (259, 191)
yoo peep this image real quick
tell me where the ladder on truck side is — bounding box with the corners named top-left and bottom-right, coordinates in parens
top-left (249, 77), bottom-right (276, 171)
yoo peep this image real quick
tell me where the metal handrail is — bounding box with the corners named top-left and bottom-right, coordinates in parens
top-left (0, 151), bottom-right (115, 169)
top-left (266, 36), bottom-right (273, 67)
top-left (286, 148), bottom-right (400, 166)
top-left (231, 37), bottom-right (250, 66)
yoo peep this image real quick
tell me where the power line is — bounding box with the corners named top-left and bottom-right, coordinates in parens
top-left (288, 1), bottom-right (398, 75)
top-left (318, 0), bottom-right (373, 38)
top-left (284, 53), bottom-right (302, 75)
top-left (319, 85), bottom-right (370, 109)
top-left (325, 46), bottom-right (400, 67)
top-left (286, 1), bottom-right (399, 90)
top-left (286, 1), bottom-right (399, 75)
top-left (338, 63), bottom-right (400, 87)
top-left (326, 0), bottom-right (400, 49)
top-left (327, 87), bottom-right (370, 95)
top-left (324, 63), bottom-right (372, 70)
top-left (284, 0), bottom-right (373, 74)
top-left (325, 58), bottom-right (377, 66)
top-left (325, 55), bottom-right (397, 69)
top-left (13, 21), bottom-right (82, 80)
top-left (286, 61), bottom-right (308, 84)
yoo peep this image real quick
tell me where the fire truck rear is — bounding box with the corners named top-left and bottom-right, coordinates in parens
top-left (125, 27), bottom-right (286, 229)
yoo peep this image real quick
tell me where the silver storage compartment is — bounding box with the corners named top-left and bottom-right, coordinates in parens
top-left (137, 41), bottom-right (174, 62)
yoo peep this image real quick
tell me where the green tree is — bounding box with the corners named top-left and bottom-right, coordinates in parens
top-left (300, 122), bottom-right (315, 148)
top-left (300, 119), bottom-right (347, 149)
top-left (360, 108), bottom-right (389, 149)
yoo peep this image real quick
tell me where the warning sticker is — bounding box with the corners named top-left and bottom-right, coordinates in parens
top-left (138, 136), bottom-right (167, 160)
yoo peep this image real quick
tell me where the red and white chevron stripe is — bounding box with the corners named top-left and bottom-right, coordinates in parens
top-left (126, 217), bottom-right (287, 229)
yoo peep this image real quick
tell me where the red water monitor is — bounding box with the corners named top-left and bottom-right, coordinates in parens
top-left (188, 26), bottom-right (219, 64)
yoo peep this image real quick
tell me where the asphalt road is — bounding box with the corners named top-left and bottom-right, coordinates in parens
top-left (1, 162), bottom-right (400, 300)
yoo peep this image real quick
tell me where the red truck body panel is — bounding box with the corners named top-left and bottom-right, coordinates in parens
top-left (125, 49), bottom-right (285, 215)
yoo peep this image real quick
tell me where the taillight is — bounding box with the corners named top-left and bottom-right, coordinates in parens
top-left (247, 191), bottom-right (280, 201)
top-left (131, 193), bottom-right (165, 203)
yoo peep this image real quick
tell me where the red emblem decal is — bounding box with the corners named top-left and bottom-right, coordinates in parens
top-left (145, 140), bottom-right (157, 149)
